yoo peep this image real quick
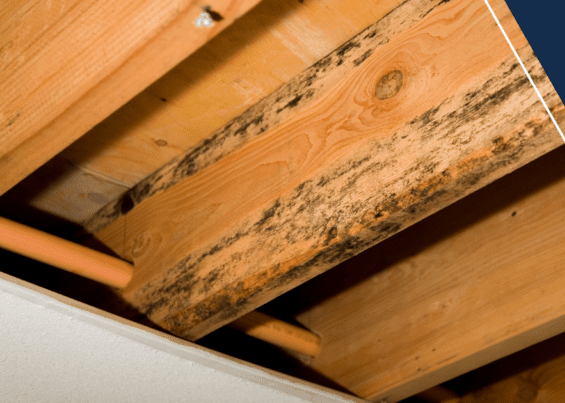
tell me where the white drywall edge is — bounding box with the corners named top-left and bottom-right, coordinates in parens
top-left (0, 272), bottom-right (364, 403)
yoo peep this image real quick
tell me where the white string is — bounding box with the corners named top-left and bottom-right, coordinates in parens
top-left (483, 0), bottom-right (565, 143)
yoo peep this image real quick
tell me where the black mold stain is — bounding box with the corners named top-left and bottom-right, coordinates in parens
top-left (336, 41), bottom-right (361, 58)
top-left (353, 49), bottom-right (374, 66)
top-left (312, 56), bottom-right (332, 72)
top-left (152, 55), bottom-right (546, 318)
top-left (120, 193), bottom-right (134, 215)
top-left (410, 104), bottom-right (442, 128)
top-left (409, 56), bottom-right (533, 148)
top-left (324, 226), bottom-right (338, 245)
top-left (141, 94), bottom-right (552, 335)
top-left (255, 200), bottom-right (282, 229)
top-left (421, 0), bottom-right (453, 19)
top-left (6, 112), bottom-right (20, 127)
top-left (202, 269), bottom-right (221, 293)
top-left (277, 95), bottom-right (303, 113)
top-left (160, 98), bottom-right (167, 102)
top-left (467, 77), bottom-right (530, 116)
top-left (503, 62), bottom-right (520, 78)
top-left (335, 41), bottom-right (361, 66)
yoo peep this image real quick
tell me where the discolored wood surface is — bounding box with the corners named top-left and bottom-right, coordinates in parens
top-left (88, 0), bottom-right (564, 346)
top-left (279, 143), bottom-right (565, 402)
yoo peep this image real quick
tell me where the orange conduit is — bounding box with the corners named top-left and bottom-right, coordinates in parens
top-left (0, 217), bottom-right (133, 288)
top-left (0, 216), bottom-right (322, 356)
top-left (229, 311), bottom-right (322, 357)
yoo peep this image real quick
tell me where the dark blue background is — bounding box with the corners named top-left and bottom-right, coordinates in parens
top-left (504, 0), bottom-right (565, 101)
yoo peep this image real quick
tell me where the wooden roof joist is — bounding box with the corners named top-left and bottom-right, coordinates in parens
top-left (0, 0), bottom-right (263, 196)
top-left (85, 0), bottom-right (565, 343)
top-left (287, 145), bottom-right (565, 402)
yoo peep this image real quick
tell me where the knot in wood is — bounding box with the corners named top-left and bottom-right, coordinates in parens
top-left (129, 232), bottom-right (151, 259)
top-left (375, 70), bottom-right (403, 100)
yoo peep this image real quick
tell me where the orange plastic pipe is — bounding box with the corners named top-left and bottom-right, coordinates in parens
top-left (0, 217), bottom-right (133, 288)
top-left (228, 311), bottom-right (322, 357)
top-left (0, 217), bottom-right (322, 356)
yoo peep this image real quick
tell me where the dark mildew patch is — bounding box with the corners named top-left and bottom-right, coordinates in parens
top-left (421, 0), bottom-right (452, 19)
top-left (120, 193), bottom-right (134, 215)
top-left (84, 0), bottom-right (454, 236)
top-left (335, 41), bottom-right (361, 66)
top-left (255, 199), bottom-right (282, 229)
top-left (6, 112), bottom-right (21, 127)
top-left (276, 95), bottom-right (303, 113)
top-left (354, 49), bottom-right (374, 67)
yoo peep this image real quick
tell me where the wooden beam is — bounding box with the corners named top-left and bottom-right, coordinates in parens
top-left (88, 0), bottom-right (564, 342)
top-left (0, 0), bottom-right (262, 196)
top-left (457, 333), bottom-right (565, 403)
top-left (282, 145), bottom-right (565, 402)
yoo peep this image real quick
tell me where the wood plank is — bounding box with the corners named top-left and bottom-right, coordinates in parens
top-left (276, 143), bottom-right (565, 402)
top-left (89, 0), bottom-right (564, 344)
top-left (0, 156), bottom-right (129, 224)
top-left (457, 333), bottom-right (565, 403)
top-left (13, 0), bottom-right (407, 225)
top-left (58, 0), bottom-right (408, 186)
top-left (0, 0), bottom-right (263, 196)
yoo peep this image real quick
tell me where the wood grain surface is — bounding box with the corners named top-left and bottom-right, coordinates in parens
top-left (8, 0), bottom-right (406, 224)
top-left (458, 333), bottom-right (565, 403)
top-left (90, 0), bottom-right (564, 345)
top-left (277, 143), bottom-right (565, 402)
top-left (0, 0), bottom-right (262, 196)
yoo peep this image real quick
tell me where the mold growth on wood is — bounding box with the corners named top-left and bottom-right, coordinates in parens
top-left (124, 48), bottom-right (564, 340)
top-left (83, 0), bottom-right (457, 235)
top-left (6, 112), bottom-right (21, 127)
